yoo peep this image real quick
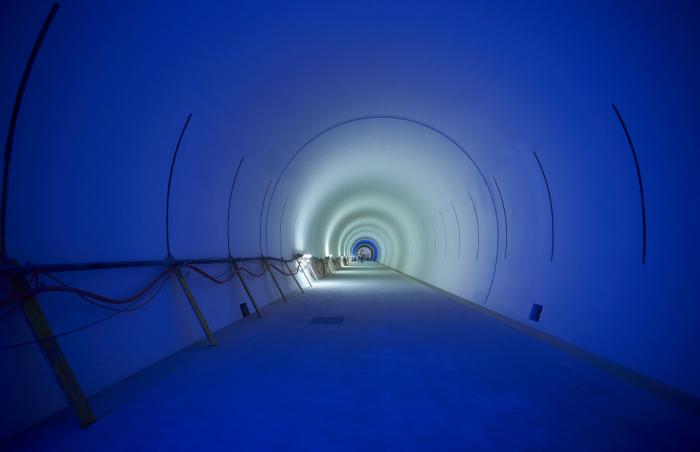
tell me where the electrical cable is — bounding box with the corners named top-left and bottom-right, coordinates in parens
top-left (0, 255), bottom-right (301, 350)
top-left (0, 274), bottom-right (171, 351)
top-left (1, 266), bottom-right (177, 307)
top-left (39, 272), bottom-right (168, 313)
top-left (268, 262), bottom-right (300, 276)
top-left (184, 264), bottom-right (238, 285)
top-left (238, 265), bottom-right (267, 278)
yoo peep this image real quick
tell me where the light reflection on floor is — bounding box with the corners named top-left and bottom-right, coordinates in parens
top-left (5, 264), bottom-right (700, 451)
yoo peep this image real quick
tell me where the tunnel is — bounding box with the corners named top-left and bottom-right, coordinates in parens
top-left (1, 1), bottom-right (699, 450)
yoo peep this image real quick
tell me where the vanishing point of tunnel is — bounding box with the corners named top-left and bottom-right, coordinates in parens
top-left (1, 1), bottom-right (699, 451)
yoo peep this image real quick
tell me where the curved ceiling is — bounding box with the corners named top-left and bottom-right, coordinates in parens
top-left (1, 0), bottom-right (699, 402)
top-left (267, 117), bottom-right (497, 296)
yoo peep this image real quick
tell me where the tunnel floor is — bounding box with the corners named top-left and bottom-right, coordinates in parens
top-left (5, 263), bottom-right (699, 451)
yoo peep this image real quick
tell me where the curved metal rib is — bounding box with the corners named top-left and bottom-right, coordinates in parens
top-left (278, 193), bottom-right (290, 257)
top-left (258, 180), bottom-right (272, 256)
top-left (450, 202), bottom-right (461, 259)
top-left (263, 115), bottom-right (500, 304)
top-left (533, 151), bottom-right (554, 261)
top-left (438, 209), bottom-right (447, 258)
top-left (492, 176), bottom-right (508, 260)
top-left (291, 203), bottom-right (301, 252)
top-left (226, 156), bottom-right (245, 257)
top-left (612, 104), bottom-right (647, 264)
top-left (165, 113), bottom-right (192, 258)
top-left (468, 192), bottom-right (480, 260)
top-left (1, 3), bottom-right (60, 258)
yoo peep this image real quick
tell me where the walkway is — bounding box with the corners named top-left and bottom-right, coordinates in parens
top-left (5, 264), bottom-right (699, 450)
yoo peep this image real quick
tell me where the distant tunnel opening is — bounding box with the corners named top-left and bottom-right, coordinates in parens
top-left (351, 238), bottom-right (380, 261)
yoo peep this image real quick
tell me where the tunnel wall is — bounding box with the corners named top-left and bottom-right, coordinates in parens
top-left (1, 0), bottom-right (699, 439)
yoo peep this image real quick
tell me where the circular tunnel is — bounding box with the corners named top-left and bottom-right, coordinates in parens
top-left (1, 0), bottom-right (699, 442)
top-left (351, 238), bottom-right (379, 261)
top-left (267, 116), bottom-right (499, 302)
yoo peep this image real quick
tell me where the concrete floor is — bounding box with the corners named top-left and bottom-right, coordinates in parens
top-left (5, 264), bottom-right (700, 451)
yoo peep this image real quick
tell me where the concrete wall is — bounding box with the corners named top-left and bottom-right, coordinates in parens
top-left (1, 0), bottom-right (698, 439)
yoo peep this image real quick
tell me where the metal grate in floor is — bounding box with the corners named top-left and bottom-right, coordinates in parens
top-left (310, 316), bottom-right (343, 324)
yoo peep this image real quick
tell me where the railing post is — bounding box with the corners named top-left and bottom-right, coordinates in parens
top-left (264, 259), bottom-right (288, 303)
top-left (296, 257), bottom-right (312, 287)
top-left (231, 260), bottom-right (262, 318)
top-left (307, 260), bottom-right (319, 280)
top-left (283, 259), bottom-right (304, 294)
top-left (8, 264), bottom-right (96, 427)
top-left (173, 267), bottom-right (217, 346)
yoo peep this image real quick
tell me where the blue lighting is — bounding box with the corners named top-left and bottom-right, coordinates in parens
top-left (351, 237), bottom-right (381, 261)
top-left (1, 0), bottom-right (699, 449)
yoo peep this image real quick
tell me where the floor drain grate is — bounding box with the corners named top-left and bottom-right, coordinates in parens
top-left (310, 316), bottom-right (343, 325)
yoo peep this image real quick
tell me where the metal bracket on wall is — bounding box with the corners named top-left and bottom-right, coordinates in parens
top-left (8, 262), bottom-right (96, 428)
top-left (264, 259), bottom-right (288, 303)
top-left (296, 258), bottom-right (312, 287)
top-left (173, 267), bottom-right (217, 346)
top-left (231, 260), bottom-right (262, 318)
top-left (306, 261), bottom-right (320, 280)
top-left (283, 260), bottom-right (304, 294)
